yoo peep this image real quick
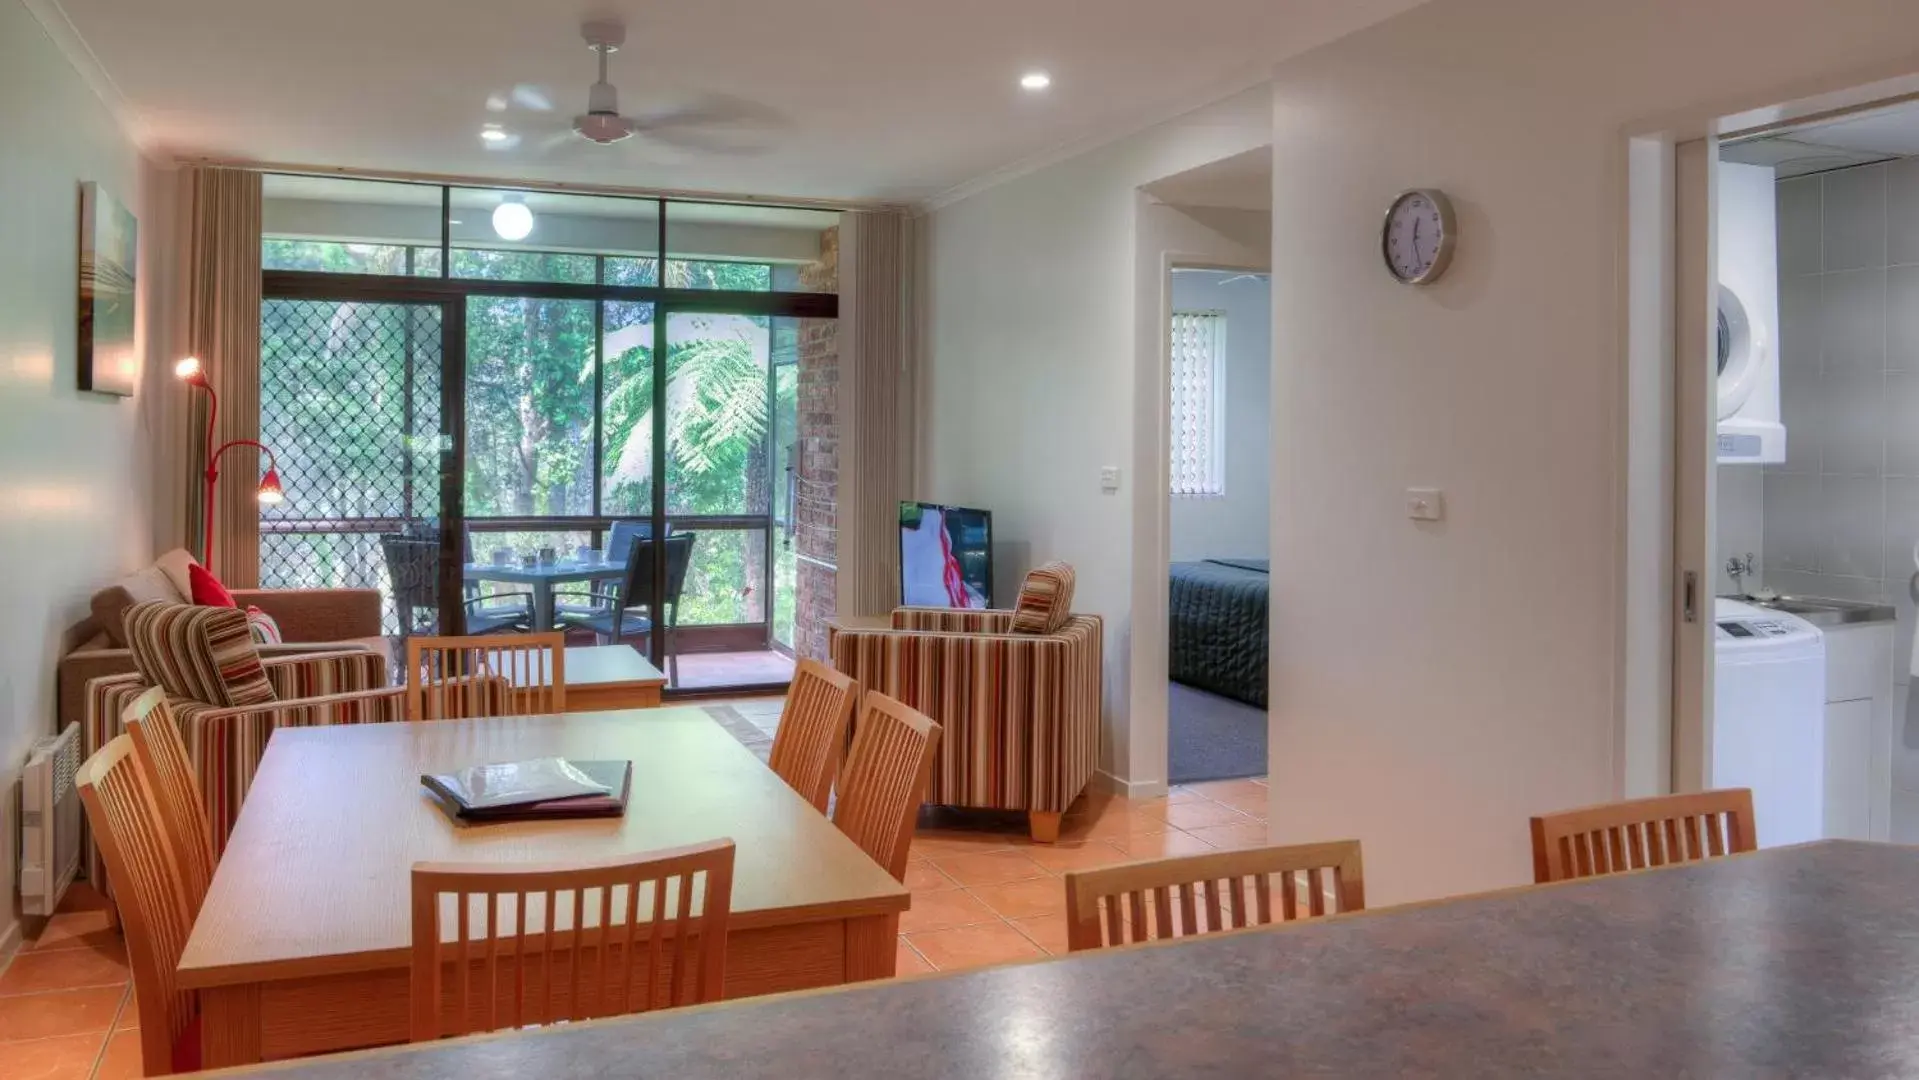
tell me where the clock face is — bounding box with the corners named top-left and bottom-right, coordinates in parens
top-left (1383, 189), bottom-right (1455, 284)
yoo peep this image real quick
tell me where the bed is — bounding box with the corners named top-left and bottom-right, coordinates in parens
top-left (1168, 558), bottom-right (1269, 708)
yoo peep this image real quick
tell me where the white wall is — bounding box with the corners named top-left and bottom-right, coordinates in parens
top-left (918, 88), bottom-right (1272, 783)
top-left (0, 0), bottom-right (166, 946)
top-left (1263, 0), bottom-right (1919, 904)
top-left (1170, 269), bottom-right (1271, 563)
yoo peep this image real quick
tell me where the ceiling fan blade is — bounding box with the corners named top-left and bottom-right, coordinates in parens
top-left (631, 92), bottom-right (789, 134)
top-left (637, 126), bottom-right (769, 157)
top-left (510, 84), bottom-right (556, 112)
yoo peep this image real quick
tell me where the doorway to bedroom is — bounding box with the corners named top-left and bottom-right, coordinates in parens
top-left (1167, 266), bottom-right (1271, 784)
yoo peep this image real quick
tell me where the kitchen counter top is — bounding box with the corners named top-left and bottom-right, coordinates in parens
top-left (1724, 593), bottom-right (1896, 628)
top-left (204, 842), bottom-right (1919, 1079)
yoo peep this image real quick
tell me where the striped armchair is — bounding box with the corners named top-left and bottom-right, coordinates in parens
top-left (81, 649), bottom-right (404, 889)
top-left (830, 564), bottom-right (1102, 842)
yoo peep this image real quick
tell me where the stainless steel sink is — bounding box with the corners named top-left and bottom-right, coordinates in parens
top-left (1724, 594), bottom-right (1895, 628)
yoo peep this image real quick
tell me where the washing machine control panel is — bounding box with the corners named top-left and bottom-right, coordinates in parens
top-left (1716, 618), bottom-right (1797, 641)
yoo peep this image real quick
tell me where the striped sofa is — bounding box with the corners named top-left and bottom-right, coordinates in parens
top-left (82, 648), bottom-right (404, 890)
top-left (830, 592), bottom-right (1102, 843)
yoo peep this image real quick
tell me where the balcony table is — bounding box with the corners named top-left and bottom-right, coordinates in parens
top-left (462, 558), bottom-right (625, 632)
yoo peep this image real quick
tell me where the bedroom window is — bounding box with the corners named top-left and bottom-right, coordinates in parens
top-left (1169, 309), bottom-right (1226, 496)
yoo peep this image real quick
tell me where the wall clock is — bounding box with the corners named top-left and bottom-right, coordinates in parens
top-left (1381, 189), bottom-right (1456, 285)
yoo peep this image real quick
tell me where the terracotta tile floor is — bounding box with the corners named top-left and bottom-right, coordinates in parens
top-left (715, 693), bottom-right (1272, 974)
top-left (0, 695), bottom-right (1267, 1077)
top-left (0, 883), bottom-right (140, 1080)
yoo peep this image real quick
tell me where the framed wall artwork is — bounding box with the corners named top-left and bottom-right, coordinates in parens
top-left (78, 180), bottom-right (138, 396)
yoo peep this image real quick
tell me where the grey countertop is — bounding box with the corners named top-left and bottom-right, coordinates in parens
top-left (1725, 593), bottom-right (1897, 628)
top-left (205, 842), bottom-right (1919, 1079)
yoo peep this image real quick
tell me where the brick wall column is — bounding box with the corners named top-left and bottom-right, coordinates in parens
top-left (794, 226), bottom-right (840, 661)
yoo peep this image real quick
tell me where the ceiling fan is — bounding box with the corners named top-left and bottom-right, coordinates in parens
top-left (571, 20), bottom-right (640, 144)
top-left (509, 19), bottom-right (781, 153)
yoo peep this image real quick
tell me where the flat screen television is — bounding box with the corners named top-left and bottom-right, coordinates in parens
top-left (899, 501), bottom-right (993, 609)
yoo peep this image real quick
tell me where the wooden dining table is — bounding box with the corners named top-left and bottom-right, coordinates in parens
top-left (177, 708), bottom-right (907, 1069)
top-left (200, 841), bottom-right (1919, 1078)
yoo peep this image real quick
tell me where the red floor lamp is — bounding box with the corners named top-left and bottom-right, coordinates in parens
top-left (175, 356), bottom-right (284, 571)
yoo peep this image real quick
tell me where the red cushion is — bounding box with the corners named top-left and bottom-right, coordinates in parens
top-left (172, 1014), bottom-right (202, 1072)
top-left (188, 562), bottom-right (237, 608)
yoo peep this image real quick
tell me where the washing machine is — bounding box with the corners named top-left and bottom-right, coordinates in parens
top-left (1716, 161), bottom-right (1787, 464)
top-left (1713, 598), bottom-right (1825, 846)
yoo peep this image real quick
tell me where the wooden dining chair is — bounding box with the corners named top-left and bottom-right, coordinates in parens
top-left (831, 692), bottom-right (941, 881)
top-left (1062, 840), bottom-right (1366, 953)
top-left (405, 631), bottom-right (567, 721)
top-left (1530, 788), bottom-right (1757, 884)
top-left (766, 660), bottom-right (859, 813)
top-left (409, 841), bottom-right (736, 1041)
top-left (122, 686), bottom-right (215, 912)
top-left (76, 735), bottom-right (203, 1075)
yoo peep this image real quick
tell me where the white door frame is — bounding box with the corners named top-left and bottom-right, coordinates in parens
top-left (1123, 189), bottom-right (1270, 796)
top-left (1646, 74), bottom-right (1919, 794)
top-left (1670, 138), bottom-right (1718, 793)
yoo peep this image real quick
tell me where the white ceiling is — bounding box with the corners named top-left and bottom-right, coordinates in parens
top-left (1722, 99), bottom-right (1919, 178)
top-left (1142, 147), bottom-right (1272, 210)
top-left (47, 0), bottom-right (1424, 205)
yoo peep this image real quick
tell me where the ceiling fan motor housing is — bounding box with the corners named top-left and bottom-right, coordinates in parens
top-left (573, 112), bottom-right (636, 144)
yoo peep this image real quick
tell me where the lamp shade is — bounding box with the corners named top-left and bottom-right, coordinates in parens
top-left (256, 467), bottom-right (285, 505)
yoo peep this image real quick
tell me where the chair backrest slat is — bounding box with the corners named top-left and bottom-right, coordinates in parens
top-left (409, 841), bottom-right (734, 1042)
top-left (405, 632), bottom-right (567, 721)
top-left (831, 692), bottom-right (941, 881)
top-left (123, 687), bottom-right (215, 914)
top-left (1064, 841), bottom-right (1366, 953)
top-left (767, 660), bottom-right (859, 813)
top-left (76, 735), bottom-right (199, 1076)
top-left (1529, 789), bottom-right (1757, 884)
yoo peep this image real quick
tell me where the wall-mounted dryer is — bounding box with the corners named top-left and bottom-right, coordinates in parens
top-left (1716, 161), bottom-right (1786, 465)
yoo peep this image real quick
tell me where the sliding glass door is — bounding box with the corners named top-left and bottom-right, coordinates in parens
top-left (656, 310), bottom-right (783, 689)
top-left (258, 295), bottom-right (461, 637)
top-left (256, 173), bottom-right (836, 694)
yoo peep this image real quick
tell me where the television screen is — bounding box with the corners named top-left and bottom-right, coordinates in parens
top-left (899, 502), bottom-right (993, 609)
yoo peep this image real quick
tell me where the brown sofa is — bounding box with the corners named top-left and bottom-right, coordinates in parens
top-left (55, 548), bottom-right (389, 734)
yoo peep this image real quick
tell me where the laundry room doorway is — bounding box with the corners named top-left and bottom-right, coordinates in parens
top-left (1654, 85), bottom-right (1919, 846)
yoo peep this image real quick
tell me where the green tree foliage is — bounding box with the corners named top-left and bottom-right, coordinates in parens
top-left (260, 240), bottom-right (795, 631)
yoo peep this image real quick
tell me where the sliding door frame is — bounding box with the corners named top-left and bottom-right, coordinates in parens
top-left (259, 280), bottom-right (468, 634)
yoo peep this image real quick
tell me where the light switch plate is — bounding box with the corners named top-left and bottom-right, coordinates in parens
top-left (1100, 466), bottom-right (1121, 493)
top-left (1406, 487), bottom-right (1444, 521)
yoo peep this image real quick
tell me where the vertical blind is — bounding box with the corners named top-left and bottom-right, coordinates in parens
top-left (1169, 310), bottom-right (1225, 496)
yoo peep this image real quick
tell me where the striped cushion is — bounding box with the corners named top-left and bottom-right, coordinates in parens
top-left (124, 601), bottom-right (276, 708)
top-left (1009, 562), bottom-right (1076, 634)
top-left (245, 606), bottom-right (284, 645)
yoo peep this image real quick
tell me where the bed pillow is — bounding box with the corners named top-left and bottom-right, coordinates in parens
top-left (1009, 562), bottom-right (1076, 634)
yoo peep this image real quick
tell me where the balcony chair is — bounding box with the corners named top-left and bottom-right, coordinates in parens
top-left (381, 534), bottom-right (532, 637)
top-left (556, 532), bottom-right (695, 682)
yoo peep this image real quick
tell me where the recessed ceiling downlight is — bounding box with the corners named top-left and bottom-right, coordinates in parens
top-left (1020, 71), bottom-right (1051, 91)
top-left (492, 199), bottom-right (534, 241)
top-left (480, 126), bottom-right (509, 143)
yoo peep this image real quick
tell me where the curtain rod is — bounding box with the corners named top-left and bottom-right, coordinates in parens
top-left (172, 155), bottom-right (905, 215)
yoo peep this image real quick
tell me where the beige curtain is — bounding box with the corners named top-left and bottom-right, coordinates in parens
top-left (179, 167), bottom-right (263, 585)
top-left (835, 210), bottom-right (919, 617)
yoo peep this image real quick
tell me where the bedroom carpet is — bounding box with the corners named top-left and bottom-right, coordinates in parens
top-left (1168, 681), bottom-right (1269, 784)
